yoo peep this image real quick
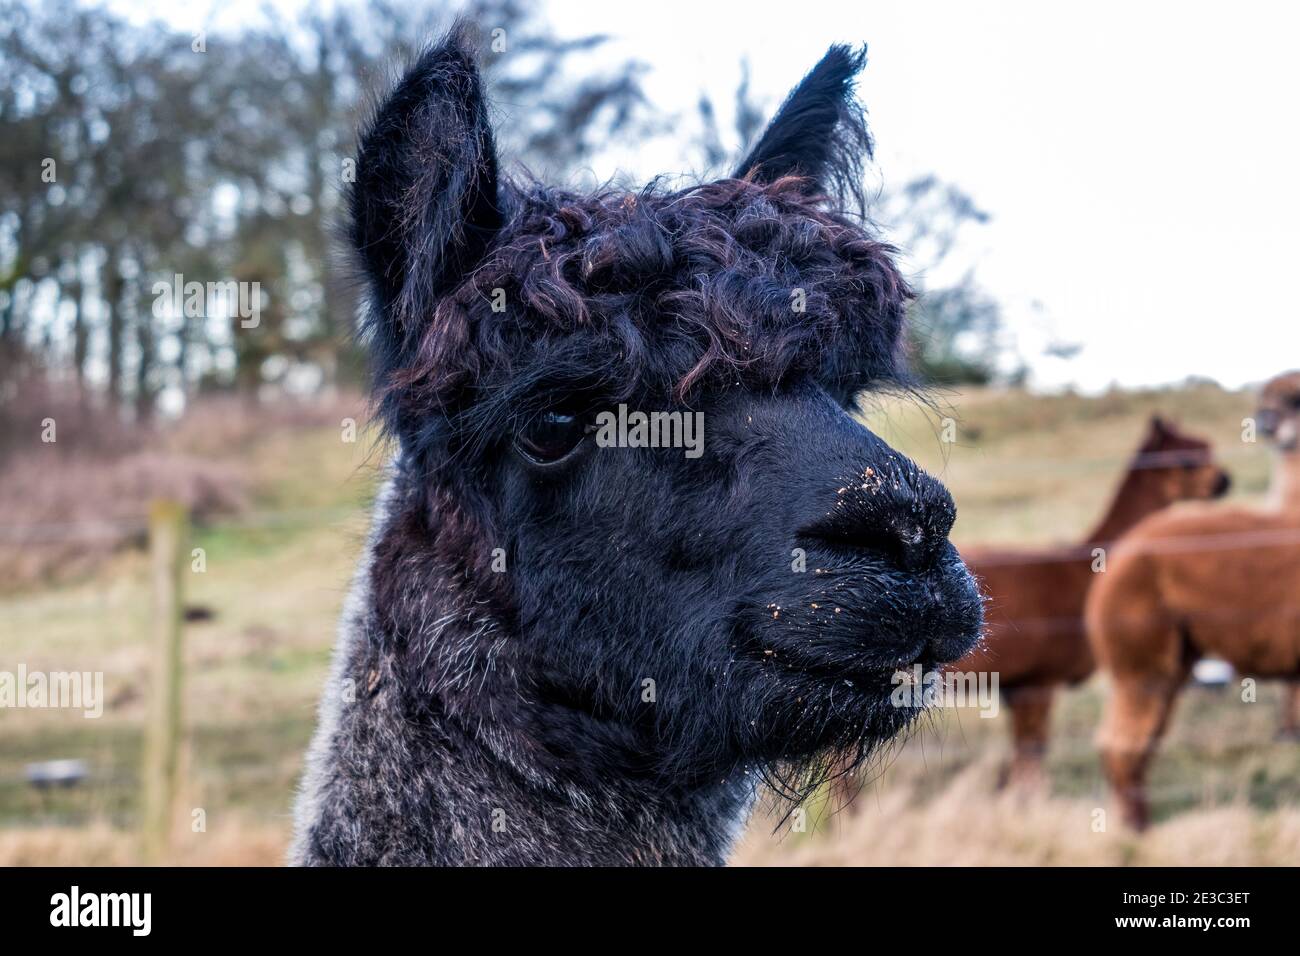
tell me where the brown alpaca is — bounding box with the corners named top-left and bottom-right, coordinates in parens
top-left (958, 417), bottom-right (1230, 788)
top-left (829, 416), bottom-right (1229, 810)
top-left (1088, 372), bottom-right (1300, 829)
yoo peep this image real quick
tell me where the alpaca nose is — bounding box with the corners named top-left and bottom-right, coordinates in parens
top-left (876, 469), bottom-right (956, 573)
top-left (803, 469), bottom-right (956, 574)
top-left (851, 487), bottom-right (955, 573)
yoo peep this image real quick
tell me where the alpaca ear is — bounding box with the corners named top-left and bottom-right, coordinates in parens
top-left (350, 23), bottom-right (501, 351)
top-left (1148, 414), bottom-right (1171, 436)
top-left (732, 45), bottom-right (871, 204)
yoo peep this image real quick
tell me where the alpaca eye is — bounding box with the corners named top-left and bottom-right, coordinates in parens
top-left (515, 410), bottom-right (588, 465)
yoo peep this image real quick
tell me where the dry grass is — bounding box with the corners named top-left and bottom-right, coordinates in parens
top-left (0, 819), bottom-right (287, 866)
top-left (0, 399), bottom-right (381, 865)
top-left (732, 661), bottom-right (1300, 866)
top-left (733, 762), bottom-right (1300, 867)
top-left (0, 389), bottom-right (371, 590)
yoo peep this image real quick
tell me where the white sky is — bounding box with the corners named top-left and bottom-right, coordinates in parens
top-left (108, 0), bottom-right (1300, 391)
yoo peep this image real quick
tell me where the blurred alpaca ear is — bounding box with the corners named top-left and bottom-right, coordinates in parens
top-left (350, 22), bottom-right (501, 361)
top-left (1148, 414), bottom-right (1171, 436)
top-left (733, 45), bottom-right (871, 207)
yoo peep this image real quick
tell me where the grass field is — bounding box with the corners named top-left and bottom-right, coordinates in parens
top-left (3, 381), bottom-right (1296, 866)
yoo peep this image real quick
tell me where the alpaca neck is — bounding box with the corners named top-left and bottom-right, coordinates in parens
top-left (1083, 467), bottom-right (1167, 546)
top-left (296, 674), bottom-right (748, 865)
top-left (291, 475), bottom-right (751, 866)
top-left (1269, 451), bottom-right (1300, 512)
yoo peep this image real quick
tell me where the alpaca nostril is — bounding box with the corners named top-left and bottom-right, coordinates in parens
top-left (897, 528), bottom-right (932, 572)
top-left (801, 511), bottom-right (947, 572)
top-left (885, 516), bottom-right (945, 573)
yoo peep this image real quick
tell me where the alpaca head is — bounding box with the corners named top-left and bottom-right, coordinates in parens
top-left (1257, 371), bottom-right (1300, 453)
top-left (1137, 416), bottom-right (1231, 503)
top-left (349, 25), bottom-right (983, 799)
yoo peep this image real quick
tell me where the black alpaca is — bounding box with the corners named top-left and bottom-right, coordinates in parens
top-left (292, 24), bottom-right (983, 866)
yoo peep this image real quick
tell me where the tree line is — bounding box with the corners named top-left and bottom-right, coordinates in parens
top-left (0, 0), bottom-right (1003, 434)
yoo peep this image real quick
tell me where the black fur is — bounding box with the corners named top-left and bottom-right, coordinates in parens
top-left (733, 44), bottom-right (873, 214)
top-left (293, 22), bottom-right (983, 867)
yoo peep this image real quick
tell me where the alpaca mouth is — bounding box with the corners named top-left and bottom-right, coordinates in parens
top-left (831, 641), bottom-right (956, 690)
top-left (776, 566), bottom-right (983, 675)
top-left (741, 600), bottom-right (975, 692)
top-left (791, 540), bottom-right (984, 648)
top-left (836, 657), bottom-right (943, 708)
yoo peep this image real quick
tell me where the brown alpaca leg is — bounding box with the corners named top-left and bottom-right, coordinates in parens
top-left (1000, 686), bottom-right (1053, 790)
top-left (1098, 674), bottom-right (1184, 830)
top-left (1277, 680), bottom-right (1300, 741)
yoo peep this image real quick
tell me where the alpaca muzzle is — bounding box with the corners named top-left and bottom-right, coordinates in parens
top-left (794, 461), bottom-right (983, 669)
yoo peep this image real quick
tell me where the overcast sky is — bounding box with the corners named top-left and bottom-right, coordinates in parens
top-left (109, 0), bottom-right (1300, 392)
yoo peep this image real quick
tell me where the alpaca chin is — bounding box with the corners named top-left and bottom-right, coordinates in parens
top-left (737, 543), bottom-right (984, 777)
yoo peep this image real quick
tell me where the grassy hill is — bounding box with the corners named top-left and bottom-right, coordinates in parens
top-left (3, 381), bottom-right (1297, 865)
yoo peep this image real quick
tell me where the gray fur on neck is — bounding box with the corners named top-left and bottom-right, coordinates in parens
top-left (290, 468), bottom-right (754, 866)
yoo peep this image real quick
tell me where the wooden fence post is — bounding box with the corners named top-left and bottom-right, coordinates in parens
top-left (142, 499), bottom-right (187, 863)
